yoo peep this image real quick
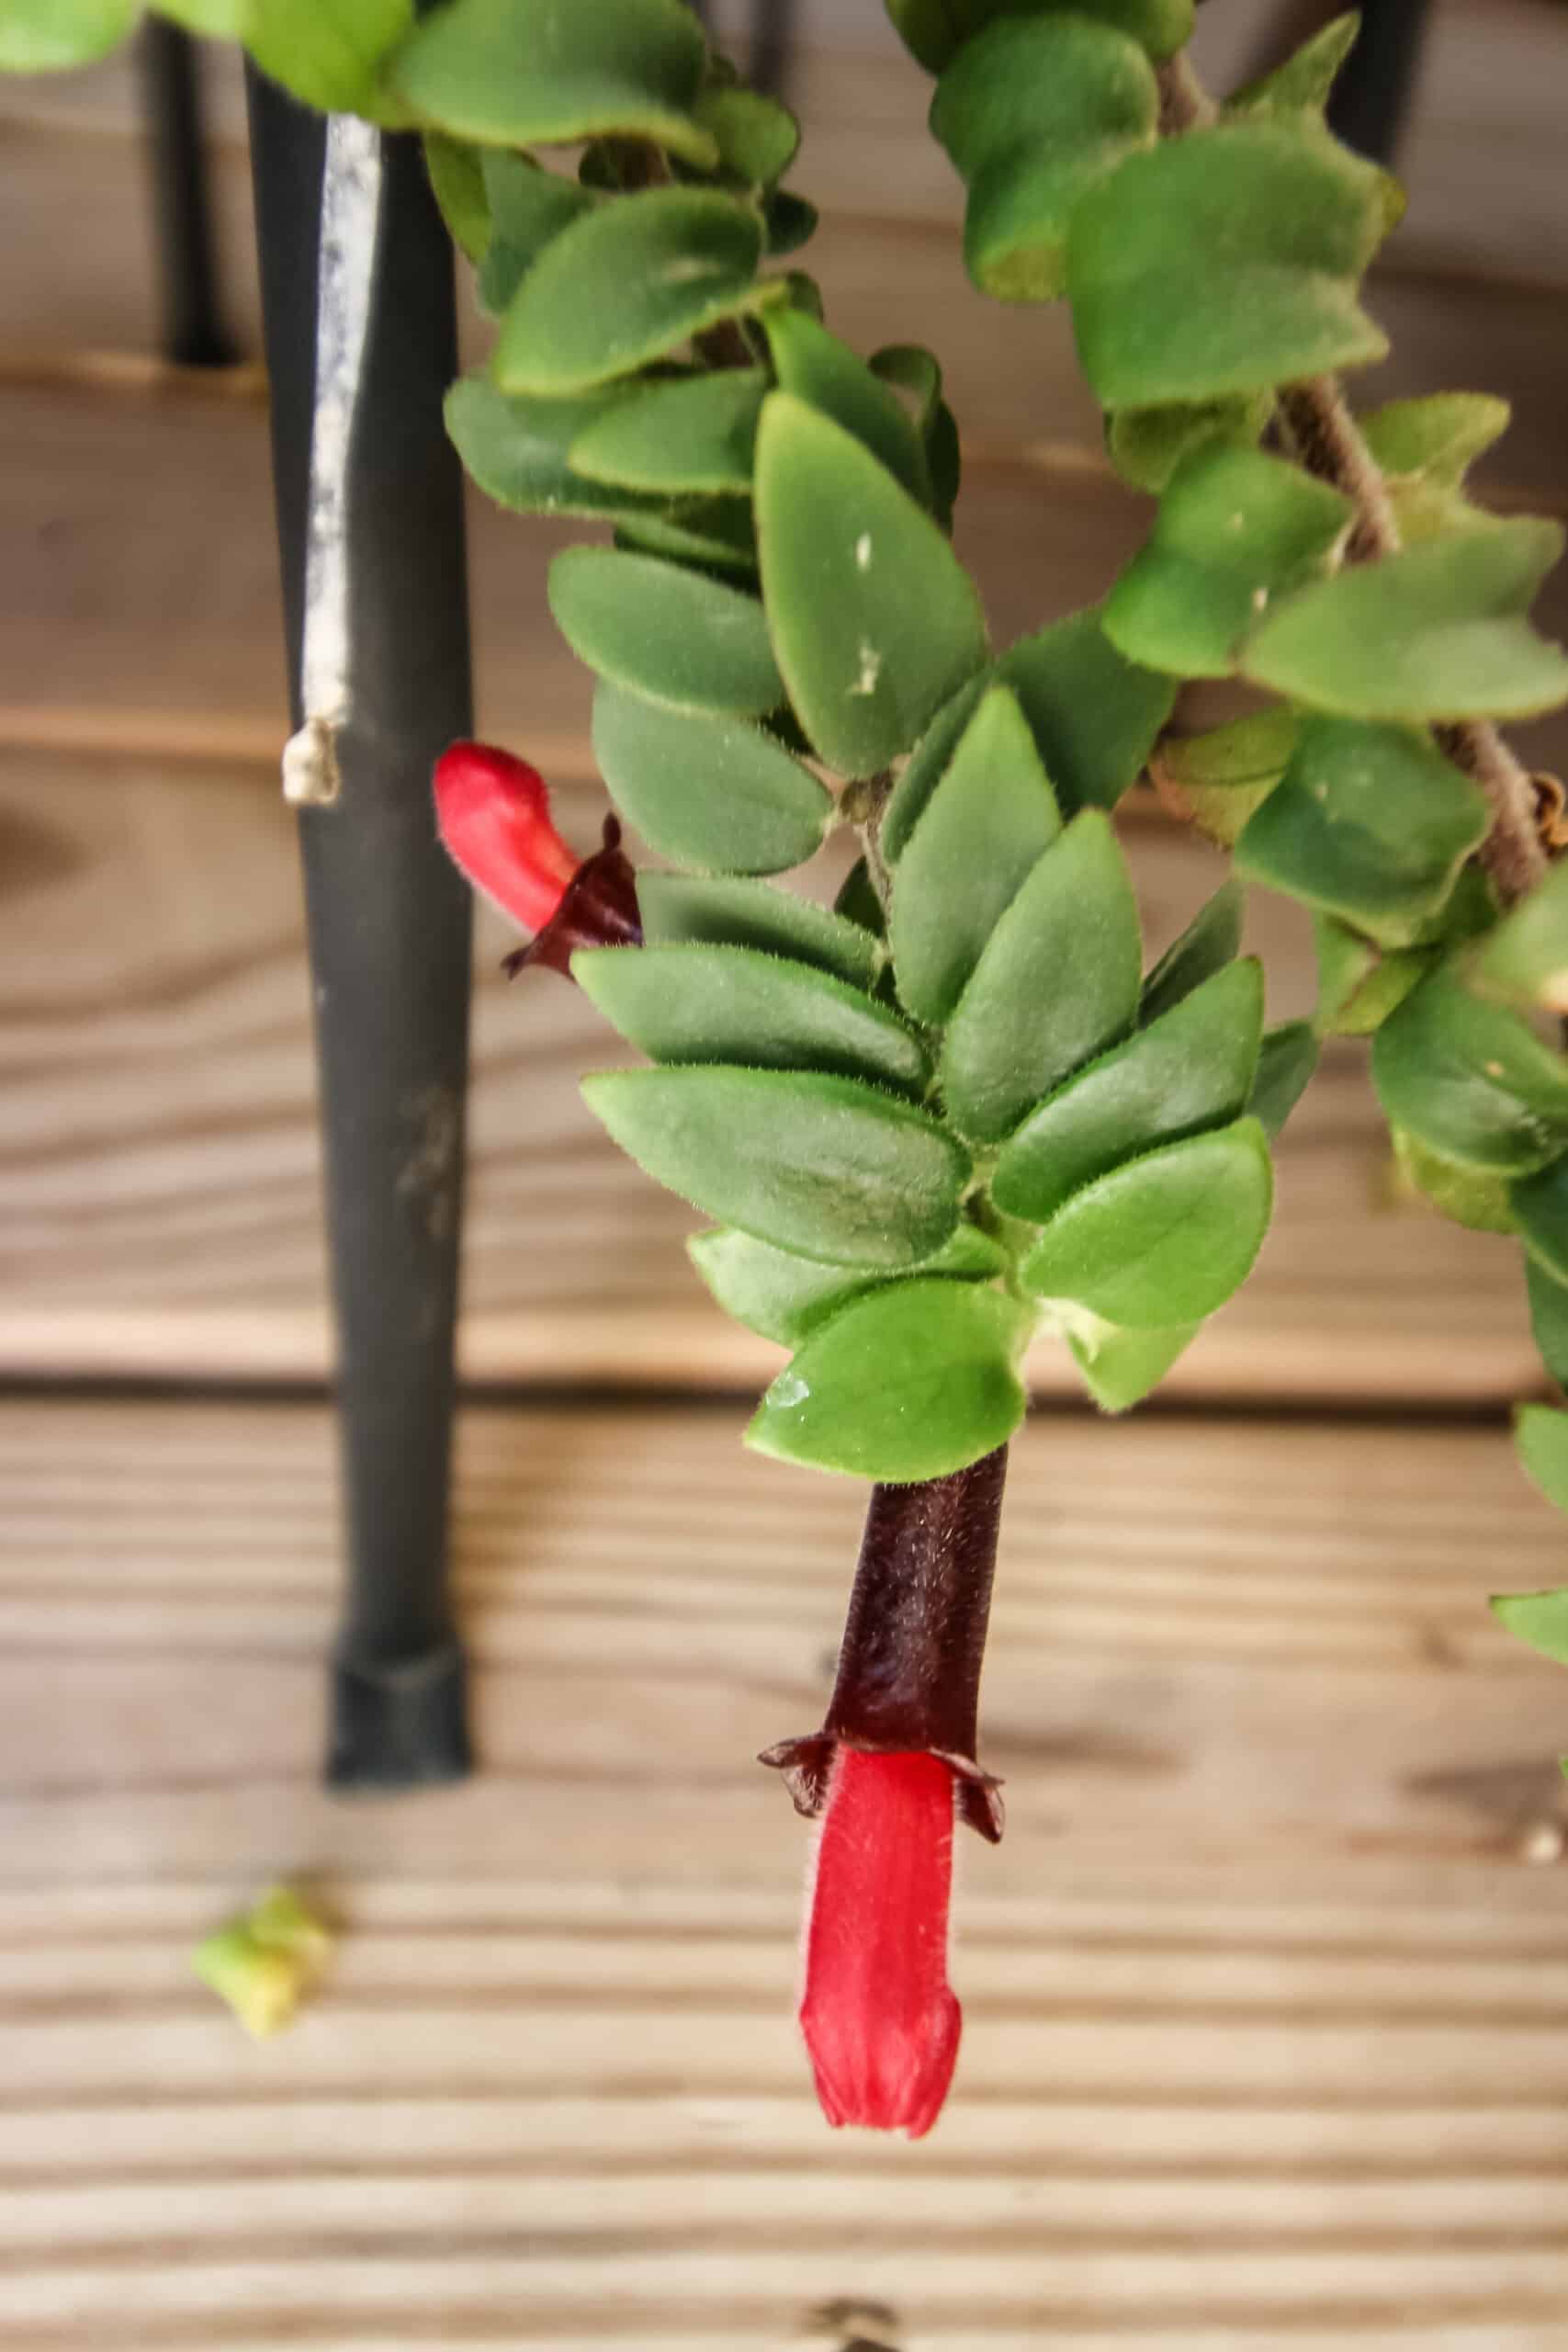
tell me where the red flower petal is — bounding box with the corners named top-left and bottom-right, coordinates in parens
top-left (798, 1747), bottom-right (961, 2138)
top-left (434, 741), bottom-right (581, 935)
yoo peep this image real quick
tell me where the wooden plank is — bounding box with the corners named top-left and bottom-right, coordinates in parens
top-left (0, 742), bottom-right (1541, 1400)
top-left (1, 1396), bottom-right (1568, 2344)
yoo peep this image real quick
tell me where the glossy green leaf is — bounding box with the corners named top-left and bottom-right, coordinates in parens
top-left (1249, 1021), bottom-right (1319, 1138)
top-left (592, 684), bottom-right (831, 875)
top-left (1140, 878), bottom-right (1246, 1023)
top-left (886, 0), bottom-right (1191, 75)
top-left (1067, 1316), bottom-right (1201, 1412)
top-left (581, 1066), bottom-right (970, 1267)
top-left (493, 189), bottom-right (761, 396)
top-left (1491, 1587), bottom-right (1568, 1667)
top-left (388, 0), bottom-right (716, 164)
top-left (1068, 124), bottom-right (1389, 406)
top-left (931, 14), bottom-right (1157, 302)
top-left (1371, 966), bottom-right (1568, 1174)
top-left (423, 134), bottom-right (490, 261)
top-left (476, 153), bottom-right (595, 316)
top-left (1512, 1154), bottom-right (1568, 1285)
top-left (762, 312), bottom-right (929, 503)
top-left (1392, 1129), bottom-right (1514, 1234)
top-left (568, 369), bottom-right (765, 497)
top-left (1021, 1118), bottom-right (1273, 1327)
top-left (1472, 859), bottom-right (1568, 1017)
top-left (548, 548), bottom-right (781, 718)
top-left (694, 84), bottom-right (799, 186)
top-left (889, 684), bottom-right (1062, 1023)
top-left (1245, 519), bottom-right (1568, 720)
top-left (747, 1279), bottom-right (1031, 1481)
top-left (941, 810), bottom-right (1142, 1144)
top-left (1528, 1258), bottom-right (1568, 1389)
top-left (994, 959), bottom-right (1262, 1221)
top-left (1224, 13), bottom-right (1359, 118)
top-left (1236, 716), bottom-right (1489, 946)
top-left (248, 0), bottom-right (414, 122)
top-left (445, 376), bottom-right (659, 521)
top-left (1104, 443), bottom-right (1350, 678)
top-left (690, 1219), bottom-right (1004, 1348)
top-left (754, 392), bottom-right (988, 777)
top-left (0, 0), bottom-right (136, 65)
top-left (614, 497), bottom-right (758, 575)
top-left (1105, 394), bottom-right (1272, 494)
top-left (998, 611), bottom-right (1175, 816)
top-left (1152, 708), bottom-right (1296, 848)
top-left (637, 873), bottom-right (881, 989)
top-left (574, 944), bottom-right (930, 1092)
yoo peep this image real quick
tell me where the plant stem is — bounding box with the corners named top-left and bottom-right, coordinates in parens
top-left (1154, 51), bottom-right (1547, 906)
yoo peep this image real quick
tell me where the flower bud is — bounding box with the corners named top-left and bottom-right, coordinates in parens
top-left (434, 740), bottom-right (642, 978)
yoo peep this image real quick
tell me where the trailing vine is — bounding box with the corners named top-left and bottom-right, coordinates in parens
top-left (17, 0), bottom-right (1568, 2130)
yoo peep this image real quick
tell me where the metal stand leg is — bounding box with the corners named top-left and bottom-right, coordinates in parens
top-left (245, 69), bottom-right (475, 1790)
top-left (141, 19), bottom-right (237, 368)
top-left (1326, 0), bottom-right (1433, 164)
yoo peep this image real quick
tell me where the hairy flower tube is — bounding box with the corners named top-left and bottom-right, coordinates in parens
top-left (433, 739), bottom-right (640, 976)
top-left (763, 1447), bottom-right (1009, 2135)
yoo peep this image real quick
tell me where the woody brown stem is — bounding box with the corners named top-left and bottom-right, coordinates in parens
top-left (1155, 51), bottom-right (1547, 906)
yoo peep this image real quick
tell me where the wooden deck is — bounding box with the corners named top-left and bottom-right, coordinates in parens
top-left (4, 4), bottom-right (1568, 2344)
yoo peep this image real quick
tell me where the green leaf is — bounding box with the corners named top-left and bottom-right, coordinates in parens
top-left (1360, 392), bottom-right (1510, 494)
top-left (1472, 859), bottom-right (1568, 1017)
top-left (694, 84), bottom-right (799, 186)
top-left (882, 675), bottom-right (988, 864)
top-left (1249, 1021), bottom-right (1319, 1138)
top-left (1106, 394), bottom-right (1272, 494)
top-left (998, 611), bottom-right (1175, 815)
top-left (246, 0), bottom-right (415, 122)
top-left (1140, 878), bottom-right (1246, 1023)
top-left (476, 153), bottom-right (595, 317)
top-left (889, 684), bottom-right (1062, 1023)
top-left (568, 368), bottom-right (766, 497)
top-left (1245, 519), bottom-right (1568, 721)
top-left (754, 392), bottom-right (988, 777)
top-left (613, 497), bottom-right (758, 576)
top-left (548, 548), bottom-right (782, 718)
top-left (931, 14), bottom-right (1157, 303)
top-left (940, 809), bottom-right (1143, 1144)
top-left (689, 1219), bottom-right (1005, 1347)
top-left (886, 0), bottom-right (1191, 75)
top-left (1152, 708), bottom-right (1296, 849)
top-left (1020, 1118), bottom-right (1273, 1327)
top-left (1371, 966), bottom-right (1568, 1174)
top-left (445, 376), bottom-right (659, 521)
top-left (1224, 14), bottom-right (1359, 119)
top-left (746, 1279), bottom-right (1031, 1481)
top-left (388, 0), bottom-right (716, 164)
top-left (763, 187), bottom-right (819, 256)
top-left (574, 944), bottom-right (931, 1093)
top-left (1512, 1154), bottom-right (1568, 1285)
top-left (1235, 716), bottom-right (1489, 947)
top-left (868, 343), bottom-right (960, 522)
top-left (581, 1066), bottom-right (970, 1267)
top-left (154, 0), bottom-right (247, 29)
top-left (1392, 1128), bottom-right (1514, 1235)
top-left (1104, 443), bottom-right (1350, 678)
top-left (1491, 1588), bottom-right (1568, 1667)
top-left (423, 134), bottom-right (491, 261)
top-left (0, 0), bottom-right (136, 63)
top-left (762, 312), bottom-right (930, 504)
top-left (1067, 123), bottom-right (1389, 406)
top-left (493, 189), bottom-right (761, 396)
top-left (637, 873), bottom-right (881, 989)
top-left (1314, 918), bottom-right (1431, 1036)
top-left (592, 684), bottom-right (832, 875)
top-left (1528, 1258), bottom-right (1568, 1389)
top-left (994, 959), bottom-right (1262, 1221)
top-left (1067, 1316), bottom-right (1201, 1412)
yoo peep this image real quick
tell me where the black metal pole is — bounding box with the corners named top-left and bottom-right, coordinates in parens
top-left (141, 18), bottom-right (237, 368)
top-left (1325, 0), bottom-right (1432, 164)
top-left (245, 66), bottom-right (475, 1788)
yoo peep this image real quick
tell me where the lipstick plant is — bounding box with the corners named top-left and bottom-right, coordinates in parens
top-left (21, 0), bottom-right (1568, 2133)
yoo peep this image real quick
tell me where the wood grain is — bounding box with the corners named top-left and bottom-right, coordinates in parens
top-left (3, 1396), bottom-right (1568, 2346)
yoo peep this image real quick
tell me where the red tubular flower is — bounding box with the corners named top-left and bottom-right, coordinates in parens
top-left (433, 740), bottom-right (641, 978)
top-left (799, 1747), bottom-right (961, 2139)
